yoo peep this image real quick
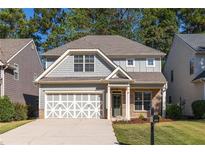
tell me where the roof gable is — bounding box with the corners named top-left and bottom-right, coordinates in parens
top-left (35, 49), bottom-right (131, 82)
top-left (105, 67), bottom-right (132, 80)
top-left (0, 39), bottom-right (32, 63)
top-left (176, 34), bottom-right (205, 53)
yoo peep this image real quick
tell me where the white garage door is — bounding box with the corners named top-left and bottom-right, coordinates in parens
top-left (45, 93), bottom-right (103, 119)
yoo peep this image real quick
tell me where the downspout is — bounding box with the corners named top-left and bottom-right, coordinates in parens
top-left (0, 66), bottom-right (5, 96)
top-left (1, 64), bottom-right (9, 97)
top-left (162, 82), bottom-right (168, 118)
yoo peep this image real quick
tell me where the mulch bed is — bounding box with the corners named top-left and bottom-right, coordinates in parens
top-left (113, 118), bottom-right (173, 124)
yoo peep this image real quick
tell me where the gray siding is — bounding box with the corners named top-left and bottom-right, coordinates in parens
top-left (4, 42), bottom-right (44, 105)
top-left (39, 84), bottom-right (107, 109)
top-left (46, 57), bottom-right (58, 69)
top-left (113, 58), bottom-right (161, 72)
top-left (164, 36), bottom-right (203, 115)
top-left (46, 54), bottom-right (113, 77)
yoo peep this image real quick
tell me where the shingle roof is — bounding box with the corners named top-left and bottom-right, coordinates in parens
top-left (128, 72), bottom-right (167, 83)
top-left (176, 34), bottom-right (205, 52)
top-left (38, 72), bottom-right (166, 84)
top-left (39, 76), bottom-right (106, 83)
top-left (43, 35), bottom-right (165, 57)
top-left (0, 39), bottom-right (32, 63)
top-left (193, 71), bottom-right (205, 81)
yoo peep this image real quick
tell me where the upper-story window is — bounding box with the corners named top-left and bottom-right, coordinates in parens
top-left (126, 59), bottom-right (135, 67)
top-left (190, 59), bottom-right (194, 75)
top-left (13, 63), bottom-right (19, 80)
top-left (146, 58), bottom-right (155, 67)
top-left (74, 55), bottom-right (94, 72)
top-left (74, 55), bottom-right (84, 72)
top-left (85, 55), bottom-right (94, 72)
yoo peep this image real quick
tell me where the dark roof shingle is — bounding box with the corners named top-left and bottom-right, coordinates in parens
top-left (193, 71), bottom-right (205, 81)
top-left (128, 72), bottom-right (167, 83)
top-left (176, 34), bottom-right (205, 52)
top-left (43, 35), bottom-right (165, 57)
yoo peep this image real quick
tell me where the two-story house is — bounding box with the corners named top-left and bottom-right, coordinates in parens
top-left (164, 34), bottom-right (205, 116)
top-left (35, 35), bottom-right (167, 120)
top-left (0, 39), bottom-right (44, 113)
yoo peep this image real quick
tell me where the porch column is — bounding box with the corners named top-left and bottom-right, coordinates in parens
top-left (107, 85), bottom-right (111, 120)
top-left (126, 86), bottom-right (131, 120)
top-left (162, 83), bottom-right (167, 118)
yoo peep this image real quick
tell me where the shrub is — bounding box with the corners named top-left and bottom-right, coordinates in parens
top-left (14, 103), bottom-right (28, 121)
top-left (166, 104), bottom-right (182, 119)
top-left (192, 100), bottom-right (205, 119)
top-left (138, 114), bottom-right (145, 120)
top-left (0, 96), bottom-right (15, 122)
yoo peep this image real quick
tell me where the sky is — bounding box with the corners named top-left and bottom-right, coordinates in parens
top-left (23, 8), bottom-right (34, 19)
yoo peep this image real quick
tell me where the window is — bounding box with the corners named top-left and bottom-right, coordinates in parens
top-left (85, 55), bottom-right (94, 72)
top-left (13, 63), bottom-right (19, 80)
top-left (74, 55), bottom-right (83, 72)
top-left (190, 59), bottom-right (194, 75)
top-left (135, 92), bottom-right (152, 111)
top-left (126, 59), bottom-right (135, 67)
top-left (171, 70), bottom-right (174, 82)
top-left (146, 58), bottom-right (155, 67)
top-left (74, 55), bottom-right (94, 72)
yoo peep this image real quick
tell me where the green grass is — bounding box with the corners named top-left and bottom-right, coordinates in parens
top-left (113, 120), bottom-right (205, 145)
top-left (0, 120), bottom-right (32, 134)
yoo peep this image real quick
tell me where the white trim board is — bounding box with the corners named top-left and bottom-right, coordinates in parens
top-left (7, 40), bottom-right (33, 63)
top-left (105, 67), bottom-right (132, 80)
top-left (35, 48), bottom-right (132, 82)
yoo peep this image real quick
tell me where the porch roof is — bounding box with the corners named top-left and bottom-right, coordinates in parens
top-left (192, 71), bottom-right (205, 82)
top-left (128, 72), bottom-right (167, 84)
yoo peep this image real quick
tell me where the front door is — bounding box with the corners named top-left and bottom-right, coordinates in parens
top-left (112, 93), bottom-right (121, 117)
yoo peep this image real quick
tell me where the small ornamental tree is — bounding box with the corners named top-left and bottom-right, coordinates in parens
top-left (0, 96), bottom-right (15, 122)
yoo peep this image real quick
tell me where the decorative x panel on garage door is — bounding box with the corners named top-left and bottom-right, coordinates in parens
top-left (45, 94), bottom-right (103, 119)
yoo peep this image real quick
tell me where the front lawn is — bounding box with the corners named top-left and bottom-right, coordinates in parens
top-left (0, 120), bottom-right (32, 134)
top-left (113, 120), bottom-right (205, 145)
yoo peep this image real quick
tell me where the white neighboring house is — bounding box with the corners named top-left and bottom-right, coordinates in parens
top-left (35, 35), bottom-right (167, 120)
top-left (164, 34), bottom-right (205, 116)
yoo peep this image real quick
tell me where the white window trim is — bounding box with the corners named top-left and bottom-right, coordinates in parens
top-left (126, 58), bottom-right (135, 67)
top-left (134, 91), bottom-right (152, 112)
top-left (146, 58), bottom-right (155, 67)
top-left (74, 55), bottom-right (95, 72)
top-left (13, 63), bottom-right (19, 80)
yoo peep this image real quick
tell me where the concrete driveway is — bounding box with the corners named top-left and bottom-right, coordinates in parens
top-left (0, 119), bottom-right (118, 145)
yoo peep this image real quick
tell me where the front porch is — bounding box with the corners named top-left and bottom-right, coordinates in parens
top-left (106, 83), bottom-right (167, 121)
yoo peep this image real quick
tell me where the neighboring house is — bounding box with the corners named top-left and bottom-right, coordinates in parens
top-left (164, 34), bottom-right (205, 116)
top-left (35, 35), bottom-right (167, 120)
top-left (0, 39), bottom-right (44, 111)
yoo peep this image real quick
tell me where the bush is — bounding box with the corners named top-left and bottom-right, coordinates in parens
top-left (166, 104), bottom-right (182, 119)
top-left (192, 100), bottom-right (205, 119)
top-left (138, 114), bottom-right (145, 120)
top-left (0, 96), bottom-right (15, 122)
top-left (14, 103), bottom-right (28, 121)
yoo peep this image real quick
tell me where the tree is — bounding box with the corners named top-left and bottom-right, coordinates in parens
top-left (0, 9), bottom-right (36, 38)
top-left (178, 9), bottom-right (205, 33)
top-left (138, 9), bottom-right (179, 54)
top-left (31, 8), bottom-right (66, 51)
